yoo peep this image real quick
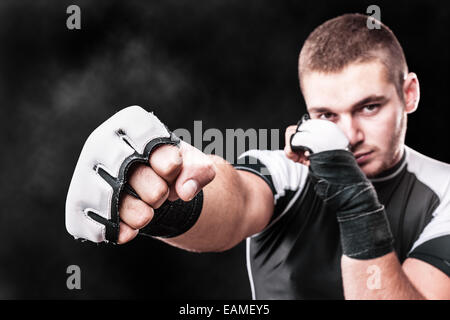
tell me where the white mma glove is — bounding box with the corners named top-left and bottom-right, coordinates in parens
top-left (290, 114), bottom-right (350, 154)
top-left (65, 106), bottom-right (179, 243)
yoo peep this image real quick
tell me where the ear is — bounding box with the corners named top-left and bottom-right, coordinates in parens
top-left (403, 72), bottom-right (420, 114)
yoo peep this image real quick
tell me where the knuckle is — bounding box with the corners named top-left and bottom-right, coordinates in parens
top-left (285, 132), bottom-right (291, 141)
top-left (119, 195), bottom-right (139, 217)
top-left (286, 125), bottom-right (296, 134)
top-left (119, 194), bottom-right (131, 210)
top-left (147, 180), bottom-right (169, 204)
top-left (119, 193), bottom-right (154, 227)
top-left (159, 156), bottom-right (182, 177)
top-left (121, 231), bottom-right (135, 244)
top-left (130, 164), bottom-right (148, 181)
top-left (118, 224), bottom-right (137, 244)
top-left (133, 206), bottom-right (153, 229)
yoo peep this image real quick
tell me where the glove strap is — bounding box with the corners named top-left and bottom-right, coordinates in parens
top-left (86, 132), bottom-right (180, 243)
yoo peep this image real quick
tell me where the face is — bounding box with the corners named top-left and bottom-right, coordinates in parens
top-left (301, 61), bottom-right (417, 177)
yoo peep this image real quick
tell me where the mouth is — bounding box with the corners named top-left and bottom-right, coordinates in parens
top-left (354, 151), bottom-right (373, 165)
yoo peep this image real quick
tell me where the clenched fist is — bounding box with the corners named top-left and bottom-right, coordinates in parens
top-left (66, 106), bottom-right (215, 244)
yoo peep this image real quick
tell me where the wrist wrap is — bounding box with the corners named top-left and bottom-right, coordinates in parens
top-left (309, 150), bottom-right (394, 260)
top-left (139, 191), bottom-right (203, 238)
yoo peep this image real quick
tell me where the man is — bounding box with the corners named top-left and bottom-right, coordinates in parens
top-left (66, 13), bottom-right (450, 299)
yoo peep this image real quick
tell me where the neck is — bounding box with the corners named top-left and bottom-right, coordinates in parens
top-left (370, 146), bottom-right (406, 182)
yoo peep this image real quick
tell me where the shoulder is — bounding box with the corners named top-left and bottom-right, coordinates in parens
top-left (405, 146), bottom-right (450, 201)
top-left (235, 149), bottom-right (309, 202)
top-left (236, 150), bottom-right (312, 237)
top-left (405, 146), bottom-right (450, 256)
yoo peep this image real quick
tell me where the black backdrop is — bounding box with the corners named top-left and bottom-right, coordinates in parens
top-left (0, 0), bottom-right (449, 299)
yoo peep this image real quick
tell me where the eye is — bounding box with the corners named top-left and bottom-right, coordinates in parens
top-left (318, 112), bottom-right (336, 120)
top-left (361, 104), bottom-right (380, 114)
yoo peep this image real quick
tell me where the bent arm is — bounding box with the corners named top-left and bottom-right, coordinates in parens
top-left (161, 155), bottom-right (274, 252)
top-left (341, 252), bottom-right (424, 299)
top-left (341, 251), bottom-right (450, 299)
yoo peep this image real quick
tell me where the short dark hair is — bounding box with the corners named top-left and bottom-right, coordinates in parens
top-left (299, 13), bottom-right (408, 99)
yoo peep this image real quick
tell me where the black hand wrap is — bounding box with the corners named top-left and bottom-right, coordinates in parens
top-left (308, 150), bottom-right (394, 260)
top-left (138, 191), bottom-right (203, 238)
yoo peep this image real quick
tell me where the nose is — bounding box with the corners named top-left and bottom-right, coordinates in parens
top-left (337, 116), bottom-right (364, 150)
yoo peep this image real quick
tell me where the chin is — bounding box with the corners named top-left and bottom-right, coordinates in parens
top-left (360, 161), bottom-right (385, 178)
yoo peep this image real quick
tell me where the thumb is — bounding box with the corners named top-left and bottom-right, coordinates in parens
top-left (178, 179), bottom-right (200, 202)
top-left (285, 125), bottom-right (300, 162)
top-left (174, 141), bottom-right (216, 201)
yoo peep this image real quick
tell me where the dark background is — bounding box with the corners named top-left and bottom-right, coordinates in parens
top-left (0, 0), bottom-right (449, 299)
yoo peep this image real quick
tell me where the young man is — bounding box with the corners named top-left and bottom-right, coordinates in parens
top-left (66, 13), bottom-right (450, 299)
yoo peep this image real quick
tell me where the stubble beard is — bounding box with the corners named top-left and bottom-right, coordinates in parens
top-left (364, 111), bottom-right (407, 179)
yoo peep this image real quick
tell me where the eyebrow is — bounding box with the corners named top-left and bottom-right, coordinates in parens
top-left (309, 95), bottom-right (388, 114)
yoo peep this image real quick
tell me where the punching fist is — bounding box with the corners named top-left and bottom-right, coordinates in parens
top-left (66, 106), bottom-right (215, 244)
